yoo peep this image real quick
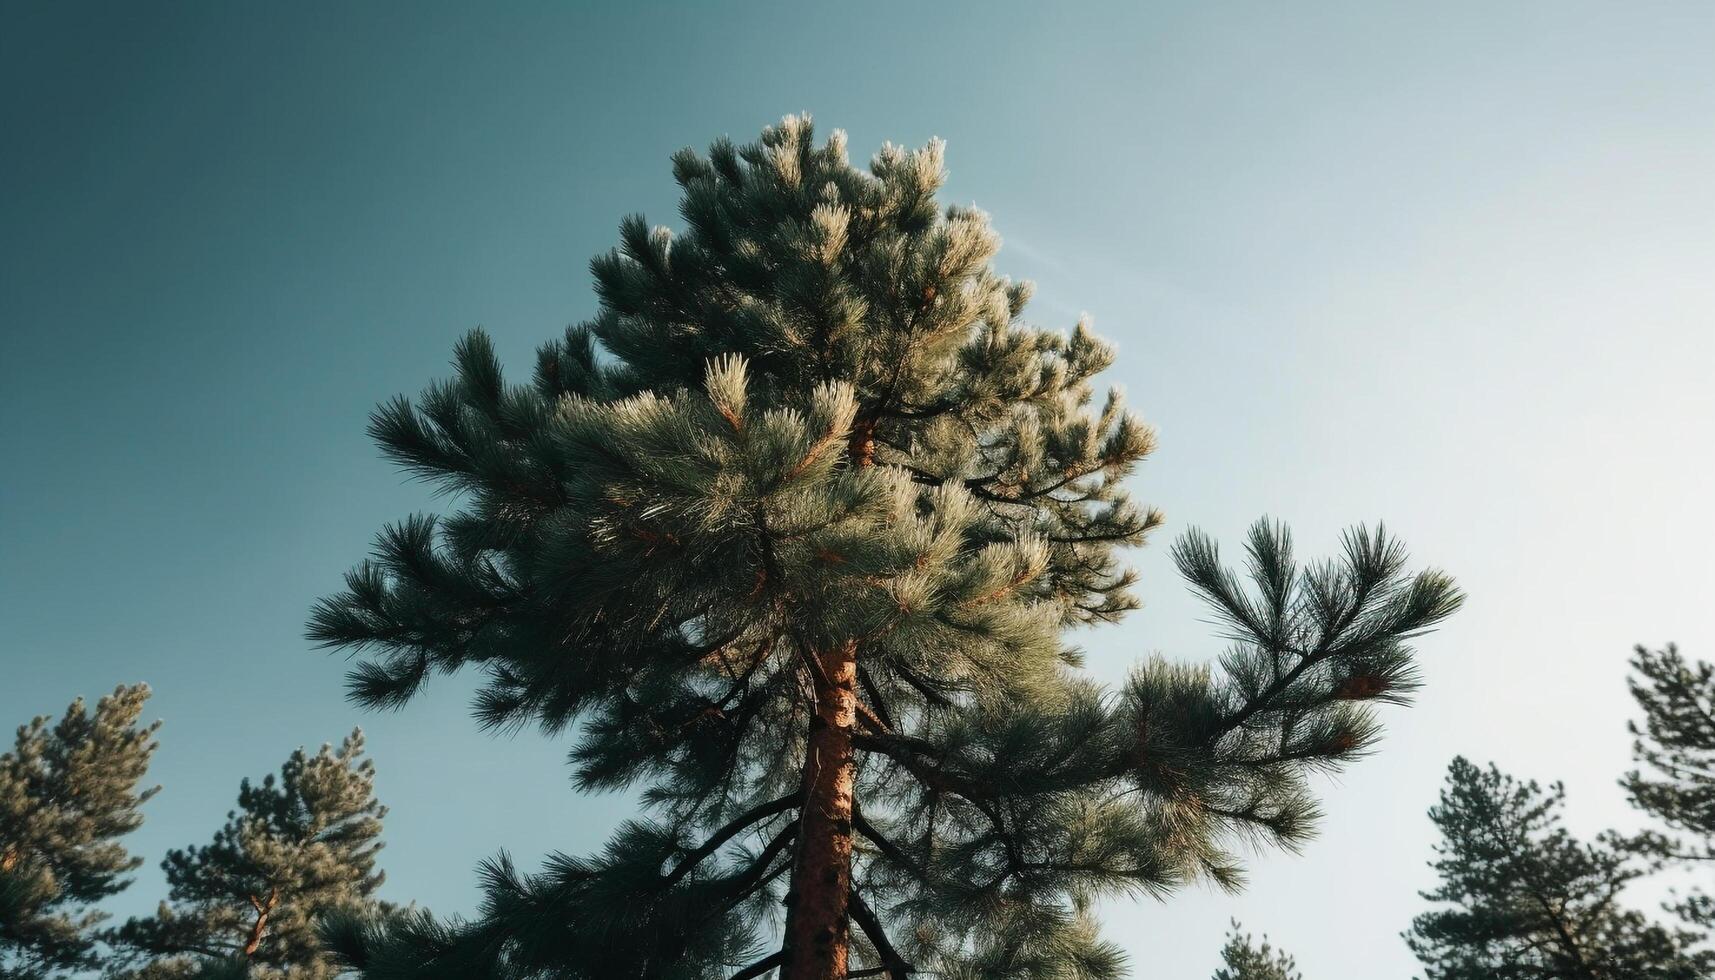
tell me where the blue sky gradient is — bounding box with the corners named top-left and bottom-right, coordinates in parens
top-left (3, 2), bottom-right (1712, 975)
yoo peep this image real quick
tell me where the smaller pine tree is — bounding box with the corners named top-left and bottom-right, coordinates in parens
top-left (1623, 644), bottom-right (1715, 930)
top-left (114, 956), bottom-right (256, 980)
top-left (111, 730), bottom-right (389, 980)
top-left (1406, 756), bottom-right (1707, 980)
top-left (1213, 921), bottom-right (1301, 980)
top-left (0, 684), bottom-right (160, 980)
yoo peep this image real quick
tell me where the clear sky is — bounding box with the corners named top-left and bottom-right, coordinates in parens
top-left (2, 1), bottom-right (1711, 976)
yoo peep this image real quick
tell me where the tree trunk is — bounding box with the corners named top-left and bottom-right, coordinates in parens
top-left (781, 639), bottom-right (859, 980)
top-left (780, 419), bottom-right (878, 979)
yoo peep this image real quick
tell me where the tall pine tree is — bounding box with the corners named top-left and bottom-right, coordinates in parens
top-left (0, 684), bottom-right (159, 979)
top-left (1623, 644), bottom-right (1715, 930)
top-left (1406, 756), bottom-right (1706, 980)
top-left (111, 730), bottom-right (388, 979)
top-left (310, 116), bottom-right (1462, 980)
top-left (1212, 922), bottom-right (1301, 980)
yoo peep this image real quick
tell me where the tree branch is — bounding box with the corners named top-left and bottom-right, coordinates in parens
top-left (857, 664), bottom-right (897, 733)
top-left (664, 790), bottom-right (804, 888)
top-left (853, 810), bottom-right (934, 886)
top-left (892, 663), bottom-right (955, 709)
top-left (851, 732), bottom-right (1019, 870)
top-left (849, 887), bottom-right (914, 976)
top-left (243, 887), bottom-right (279, 957)
top-left (852, 731), bottom-right (995, 800)
top-left (729, 950), bottom-right (785, 980)
top-left (712, 819), bottom-right (800, 917)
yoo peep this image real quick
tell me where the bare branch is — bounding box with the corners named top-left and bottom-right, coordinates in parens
top-left (849, 887), bottom-right (914, 976)
top-left (729, 950), bottom-right (785, 980)
top-left (664, 790), bottom-right (804, 888)
top-left (854, 809), bottom-right (934, 886)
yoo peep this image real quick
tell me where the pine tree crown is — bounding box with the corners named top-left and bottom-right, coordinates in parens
top-left (310, 115), bottom-right (1463, 979)
top-left (0, 684), bottom-right (159, 979)
top-left (1621, 643), bottom-right (1715, 931)
top-left (109, 729), bottom-right (389, 980)
top-left (1213, 920), bottom-right (1302, 980)
top-left (1407, 755), bottom-right (1709, 980)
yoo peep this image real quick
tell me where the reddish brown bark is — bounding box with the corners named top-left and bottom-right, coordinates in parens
top-left (847, 419), bottom-right (877, 468)
top-left (244, 888), bottom-right (279, 956)
top-left (781, 639), bottom-right (859, 980)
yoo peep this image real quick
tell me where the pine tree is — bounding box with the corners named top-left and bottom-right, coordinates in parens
top-left (1213, 922), bottom-right (1301, 980)
top-left (111, 955), bottom-right (255, 980)
top-left (309, 115), bottom-right (1463, 980)
top-left (110, 730), bottom-right (388, 979)
top-left (1406, 757), bottom-right (1707, 980)
top-left (0, 684), bottom-right (160, 979)
top-left (1623, 644), bottom-right (1715, 930)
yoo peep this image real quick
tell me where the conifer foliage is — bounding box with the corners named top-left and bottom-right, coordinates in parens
top-left (0, 684), bottom-right (159, 980)
top-left (1212, 922), bottom-right (1301, 980)
top-left (111, 730), bottom-right (388, 979)
top-left (1623, 644), bottom-right (1715, 930)
top-left (310, 116), bottom-right (1462, 980)
top-left (1406, 756), bottom-right (1707, 980)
